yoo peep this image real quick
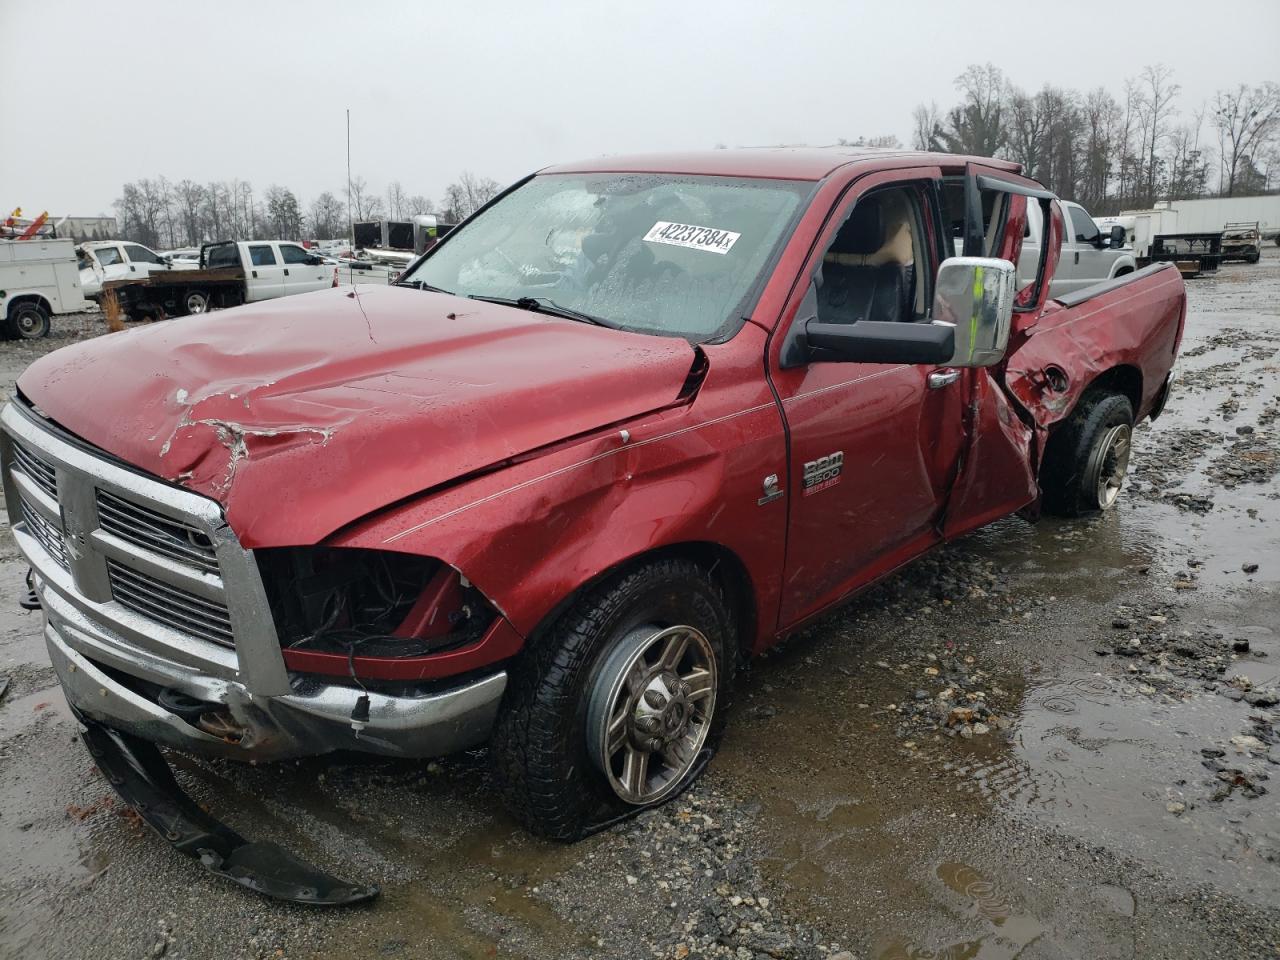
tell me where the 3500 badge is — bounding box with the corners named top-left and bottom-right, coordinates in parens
top-left (802, 451), bottom-right (844, 496)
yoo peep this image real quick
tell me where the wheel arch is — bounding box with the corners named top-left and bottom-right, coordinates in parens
top-left (523, 540), bottom-right (759, 663)
top-left (1079, 364), bottom-right (1143, 418)
top-left (3, 292), bottom-right (53, 319)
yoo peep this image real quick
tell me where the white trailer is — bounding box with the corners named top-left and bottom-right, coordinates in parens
top-left (0, 238), bottom-right (90, 339)
top-left (1154, 195), bottom-right (1280, 239)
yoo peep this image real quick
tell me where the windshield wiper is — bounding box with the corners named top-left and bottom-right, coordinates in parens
top-left (467, 295), bottom-right (615, 329)
top-left (394, 279), bottom-right (453, 295)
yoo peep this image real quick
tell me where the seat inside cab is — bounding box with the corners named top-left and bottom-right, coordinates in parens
top-left (816, 189), bottom-right (923, 325)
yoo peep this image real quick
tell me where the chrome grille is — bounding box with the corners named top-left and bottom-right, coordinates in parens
top-left (96, 490), bottom-right (219, 575)
top-left (11, 439), bottom-right (57, 499)
top-left (19, 495), bottom-right (69, 571)
top-left (107, 560), bottom-right (234, 648)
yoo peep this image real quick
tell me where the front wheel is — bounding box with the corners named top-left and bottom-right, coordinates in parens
top-left (6, 302), bottom-right (51, 340)
top-left (1040, 392), bottom-right (1135, 516)
top-left (492, 558), bottom-right (735, 840)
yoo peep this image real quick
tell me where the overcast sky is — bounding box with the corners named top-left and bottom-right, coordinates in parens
top-left (3, 0), bottom-right (1278, 217)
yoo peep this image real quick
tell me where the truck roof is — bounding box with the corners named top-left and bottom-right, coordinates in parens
top-left (543, 148), bottom-right (1024, 181)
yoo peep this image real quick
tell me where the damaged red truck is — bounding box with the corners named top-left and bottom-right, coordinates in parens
top-left (3, 149), bottom-right (1184, 900)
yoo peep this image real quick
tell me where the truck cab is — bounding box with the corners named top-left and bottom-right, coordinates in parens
top-left (77, 240), bottom-right (191, 299)
top-left (205, 240), bottom-right (335, 301)
top-left (1020, 200), bottom-right (1135, 296)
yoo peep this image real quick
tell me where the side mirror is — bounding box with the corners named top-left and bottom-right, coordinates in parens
top-left (1108, 225), bottom-right (1126, 249)
top-left (932, 256), bottom-right (1015, 368)
top-left (305, 254), bottom-right (324, 265)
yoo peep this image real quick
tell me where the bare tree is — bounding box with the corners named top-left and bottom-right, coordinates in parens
top-left (1139, 65), bottom-right (1180, 205)
top-left (264, 185), bottom-right (303, 240)
top-left (911, 102), bottom-right (943, 151)
top-left (937, 63), bottom-right (1009, 156)
top-left (1213, 82), bottom-right (1280, 196)
top-left (442, 172), bottom-right (501, 222)
top-left (386, 180), bottom-right (407, 219)
top-left (345, 175), bottom-right (384, 221)
top-left (405, 194), bottom-right (435, 216)
top-left (308, 191), bottom-right (345, 239)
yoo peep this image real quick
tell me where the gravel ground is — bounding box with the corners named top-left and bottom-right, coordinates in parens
top-left (1, 253), bottom-right (1278, 960)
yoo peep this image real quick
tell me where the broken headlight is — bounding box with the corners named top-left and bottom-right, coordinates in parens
top-left (256, 547), bottom-right (493, 658)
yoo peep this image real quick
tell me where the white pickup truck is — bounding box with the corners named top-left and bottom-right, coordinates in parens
top-left (77, 240), bottom-right (194, 300)
top-left (0, 238), bottom-right (90, 339)
top-left (106, 239), bottom-right (336, 320)
top-left (1020, 199), bottom-right (1135, 296)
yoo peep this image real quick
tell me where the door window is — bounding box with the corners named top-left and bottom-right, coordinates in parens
top-left (814, 186), bottom-right (932, 327)
top-left (279, 244), bottom-right (311, 265)
top-left (123, 244), bottom-right (164, 264)
top-left (939, 180), bottom-right (1008, 258)
top-left (95, 246), bottom-right (123, 267)
top-left (1068, 206), bottom-right (1100, 244)
top-left (249, 245), bottom-right (278, 266)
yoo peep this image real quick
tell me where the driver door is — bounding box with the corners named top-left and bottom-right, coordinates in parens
top-left (767, 168), bottom-right (965, 628)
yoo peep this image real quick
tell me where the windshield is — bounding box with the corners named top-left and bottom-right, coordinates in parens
top-left (400, 172), bottom-right (811, 340)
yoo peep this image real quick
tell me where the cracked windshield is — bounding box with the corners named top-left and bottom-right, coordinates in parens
top-left (401, 173), bottom-right (809, 339)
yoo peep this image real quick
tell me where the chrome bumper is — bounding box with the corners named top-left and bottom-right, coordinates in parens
top-left (4, 401), bottom-right (506, 761)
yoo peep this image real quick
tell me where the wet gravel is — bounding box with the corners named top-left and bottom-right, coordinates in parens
top-left (2, 254), bottom-right (1280, 959)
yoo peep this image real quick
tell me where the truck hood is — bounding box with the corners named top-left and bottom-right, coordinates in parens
top-left (18, 286), bottom-right (697, 546)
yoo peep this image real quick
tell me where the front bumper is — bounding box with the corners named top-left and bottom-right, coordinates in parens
top-left (31, 533), bottom-right (507, 763)
top-left (4, 401), bottom-right (506, 763)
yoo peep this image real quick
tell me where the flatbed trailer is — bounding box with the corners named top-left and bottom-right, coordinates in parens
top-left (1141, 232), bottom-right (1223, 279)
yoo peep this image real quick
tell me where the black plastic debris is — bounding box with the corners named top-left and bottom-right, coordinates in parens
top-left (19, 567), bottom-right (40, 610)
top-left (78, 716), bottom-right (379, 906)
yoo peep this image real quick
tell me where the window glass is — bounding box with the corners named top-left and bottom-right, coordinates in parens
top-left (402, 173), bottom-right (811, 341)
top-left (249, 244), bottom-right (278, 266)
top-left (814, 187), bottom-right (929, 326)
top-left (279, 244), bottom-right (311, 265)
top-left (1069, 206), bottom-right (1099, 243)
top-left (939, 181), bottom-right (1005, 257)
top-left (95, 246), bottom-right (123, 267)
top-left (123, 244), bottom-right (164, 264)
top-left (206, 244), bottom-right (237, 268)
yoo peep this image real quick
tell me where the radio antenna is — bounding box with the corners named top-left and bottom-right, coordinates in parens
top-left (346, 108), bottom-right (354, 248)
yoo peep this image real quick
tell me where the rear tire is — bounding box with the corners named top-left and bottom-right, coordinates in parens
top-left (1040, 392), bottom-right (1135, 517)
top-left (492, 558), bottom-right (735, 840)
top-left (6, 302), bottom-right (51, 340)
top-left (183, 289), bottom-right (211, 315)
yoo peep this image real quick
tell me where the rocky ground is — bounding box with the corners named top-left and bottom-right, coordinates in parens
top-left (1, 251), bottom-right (1278, 960)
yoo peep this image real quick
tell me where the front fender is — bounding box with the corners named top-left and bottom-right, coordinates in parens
top-left (328, 331), bottom-right (788, 657)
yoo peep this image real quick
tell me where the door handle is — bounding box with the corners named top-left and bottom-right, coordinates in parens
top-left (928, 369), bottom-right (961, 389)
top-left (252, 270), bottom-right (258, 278)
top-left (284, 269), bottom-right (290, 276)
top-left (1074, 251), bottom-right (1080, 265)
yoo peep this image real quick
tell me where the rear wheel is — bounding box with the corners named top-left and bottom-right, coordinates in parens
top-left (492, 558), bottom-right (735, 840)
top-left (1040, 392), bottom-right (1135, 516)
top-left (183, 289), bottom-right (211, 315)
top-left (7, 301), bottom-right (51, 340)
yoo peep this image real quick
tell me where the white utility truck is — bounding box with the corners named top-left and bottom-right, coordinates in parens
top-left (76, 240), bottom-right (194, 300)
top-left (0, 238), bottom-right (90, 339)
top-left (105, 239), bottom-right (336, 320)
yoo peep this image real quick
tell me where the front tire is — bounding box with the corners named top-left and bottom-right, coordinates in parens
top-left (492, 558), bottom-right (735, 840)
top-left (1040, 392), bottom-right (1135, 516)
top-left (7, 302), bottom-right (50, 340)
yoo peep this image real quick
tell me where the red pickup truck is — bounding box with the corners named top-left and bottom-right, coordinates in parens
top-left (3, 149), bottom-right (1184, 900)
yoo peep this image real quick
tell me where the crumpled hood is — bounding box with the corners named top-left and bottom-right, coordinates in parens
top-left (19, 286), bottom-right (696, 546)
